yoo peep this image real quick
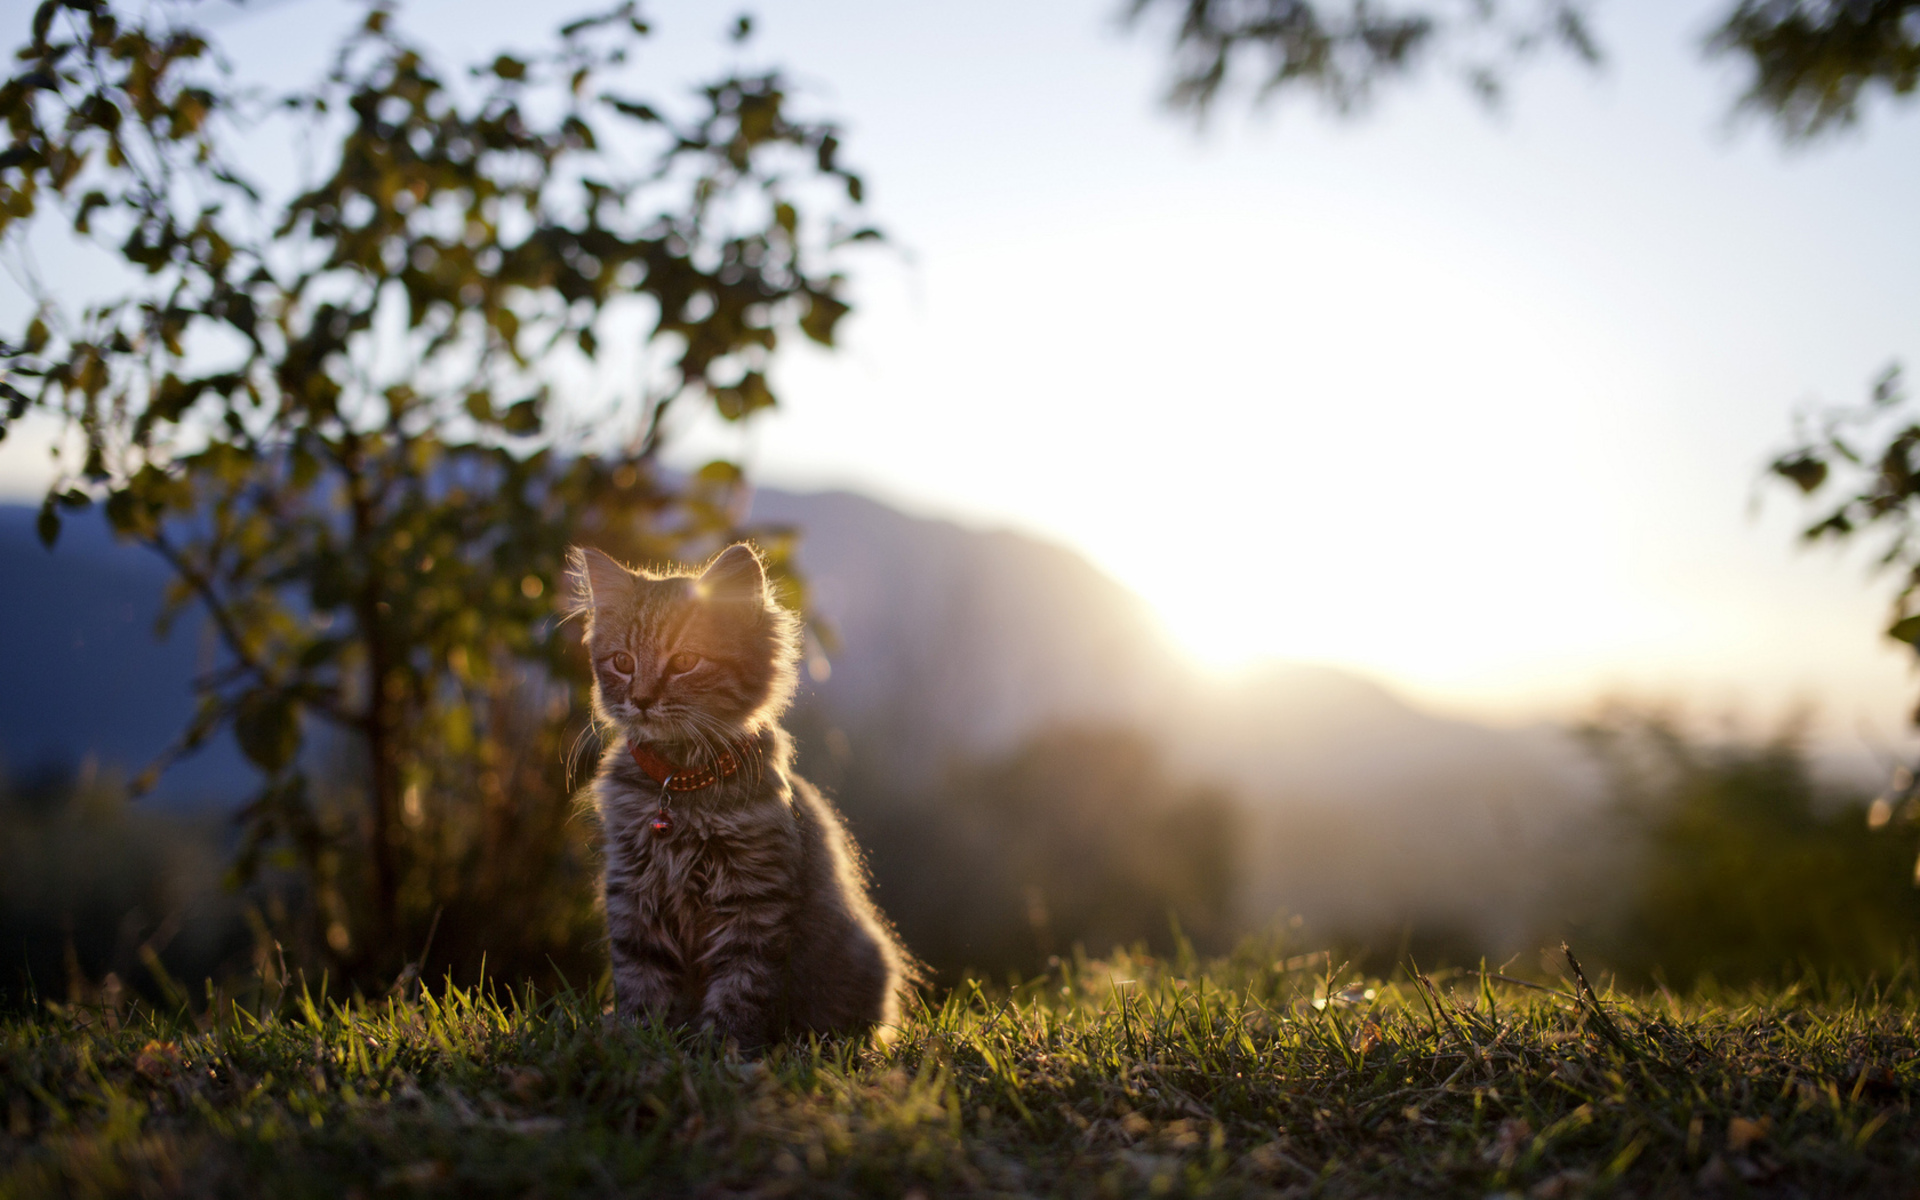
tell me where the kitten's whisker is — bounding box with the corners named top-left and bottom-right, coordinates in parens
top-left (691, 717), bottom-right (724, 771)
top-left (565, 720), bottom-right (602, 789)
top-left (682, 711), bottom-right (734, 780)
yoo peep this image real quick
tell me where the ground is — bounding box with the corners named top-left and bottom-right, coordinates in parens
top-left (3, 944), bottom-right (1918, 1198)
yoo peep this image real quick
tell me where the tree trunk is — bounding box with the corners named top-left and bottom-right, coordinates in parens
top-left (361, 621), bottom-right (402, 953)
top-left (347, 443), bottom-right (401, 956)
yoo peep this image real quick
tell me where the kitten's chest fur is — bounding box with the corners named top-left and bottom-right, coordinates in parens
top-left (601, 770), bottom-right (798, 1013)
top-left (628, 802), bottom-right (792, 937)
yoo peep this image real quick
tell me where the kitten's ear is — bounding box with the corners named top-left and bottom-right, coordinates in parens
top-left (698, 543), bottom-right (768, 605)
top-left (568, 546), bottom-right (633, 614)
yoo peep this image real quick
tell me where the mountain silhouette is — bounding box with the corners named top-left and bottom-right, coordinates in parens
top-left (1, 491), bottom-right (1598, 942)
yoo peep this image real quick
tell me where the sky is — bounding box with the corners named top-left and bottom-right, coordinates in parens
top-left (3, 0), bottom-right (1920, 749)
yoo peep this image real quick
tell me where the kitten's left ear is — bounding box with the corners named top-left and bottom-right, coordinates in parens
top-left (699, 543), bottom-right (768, 605)
top-left (568, 545), bottom-right (634, 613)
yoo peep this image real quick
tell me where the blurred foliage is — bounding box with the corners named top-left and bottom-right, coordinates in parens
top-left (1709, 0), bottom-right (1920, 141)
top-left (1770, 370), bottom-right (1920, 724)
top-left (0, 749), bottom-right (608, 1010)
top-left (803, 724), bottom-right (1243, 985)
top-left (0, 760), bottom-right (248, 1012)
top-left (1123, 0), bottom-right (1600, 115)
top-left (1126, 0), bottom-right (1920, 141)
top-left (1574, 709), bottom-right (1920, 990)
top-left (0, 0), bottom-right (873, 984)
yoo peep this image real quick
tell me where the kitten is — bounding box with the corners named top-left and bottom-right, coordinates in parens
top-left (572, 541), bottom-right (911, 1047)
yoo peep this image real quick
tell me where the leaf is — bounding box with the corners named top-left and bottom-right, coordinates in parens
top-left (309, 550), bottom-right (350, 610)
top-left (502, 396), bottom-right (541, 435)
top-left (104, 488), bottom-right (137, 534)
top-left (75, 191), bottom-right (111, 235)
top-left (799, 293), bottom-right (849, 347)
top-left (289, 444), bottom-right (319, 488)
top-left (1771, 453), bottom-right (1827, 494)
top-left (35, 497), bottom-right (58, 548)
top-left (1889, 616), bottom-right (1920, 646)
top-left (1874, 364), bottom-right (1905, 407)
top-left (712, 371), bottom-right (774, 419)
top-left (606, 96), bottom-right (661, 123)
top-left (0, 380), bottom-right (30, 421)
top-left (30, 0), bottom-right (56, 46)
top-left (234, 690), bottom-right (301, 773)
top-left (297, 637), bottom-right (341, 669)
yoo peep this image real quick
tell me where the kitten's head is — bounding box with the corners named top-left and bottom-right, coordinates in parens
top-left (569, 542), bottom-right (800, 751)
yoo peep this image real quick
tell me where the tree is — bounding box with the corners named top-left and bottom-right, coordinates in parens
top-left (1709, 0), bottom-right (1920, 140)
top-left (1126, 0), bottom-right (1920, 140)
top-left (1575, 709), bottom-right (1920, 987)
top-left (0, 0), bottom-right (875, 980)
top-left (1125, 0), bottom-right (1599, 115)
top-left (1723, 5), bottom-right (1920, 741)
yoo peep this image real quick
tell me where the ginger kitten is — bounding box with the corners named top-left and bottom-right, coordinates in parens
top-left (572, 542), bottom-right (909, 1046)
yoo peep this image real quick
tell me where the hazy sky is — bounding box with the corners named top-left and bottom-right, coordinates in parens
top-left (4, 0), bottom-right (1920, 748)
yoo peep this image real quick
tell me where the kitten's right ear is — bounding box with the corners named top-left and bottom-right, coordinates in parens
top-left (567, 546), bottom-right (632, 616)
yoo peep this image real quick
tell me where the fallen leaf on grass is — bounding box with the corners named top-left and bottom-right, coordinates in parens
top-left (133, 1040), bottom-right (182, 1079)
top-left (1726, 1115), bottom-right (1770, 1153)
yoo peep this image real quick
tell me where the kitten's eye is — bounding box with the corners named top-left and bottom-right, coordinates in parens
top-left (666, 651), bottom-right (700, 674)
top-left (609, 651), bottom-right (635, 674)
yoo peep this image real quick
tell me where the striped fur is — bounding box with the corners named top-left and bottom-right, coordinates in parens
top-left (572, 543), bottom-right (911, 1047)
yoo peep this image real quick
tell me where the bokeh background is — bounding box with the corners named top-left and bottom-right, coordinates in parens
top-left (5, 0), bottom-right (1920, 1006)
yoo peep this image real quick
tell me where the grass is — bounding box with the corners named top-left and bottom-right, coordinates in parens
top-left (3, 943), bottom-right (1918, 1199)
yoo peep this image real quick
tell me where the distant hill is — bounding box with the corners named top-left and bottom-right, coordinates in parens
top-left (749, 489), bottom-right (1600, 944)
top-left (0, 506), bottom-right (251, 803)
top-left (755, 489), bottom-right (1589, 802)
top-left (0, 491), bottom-right (1601, 942)
top-left (750, 489), bottom-right (1185, 776)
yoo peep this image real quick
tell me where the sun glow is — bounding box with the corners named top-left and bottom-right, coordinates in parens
top-left (691, 185), bottom-right (1917, 732)
top-left (861, 202), bottom-right (1666, 701)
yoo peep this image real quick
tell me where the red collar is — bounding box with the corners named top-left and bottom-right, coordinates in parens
top-left (628, 741), bottom-right (745, 792)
